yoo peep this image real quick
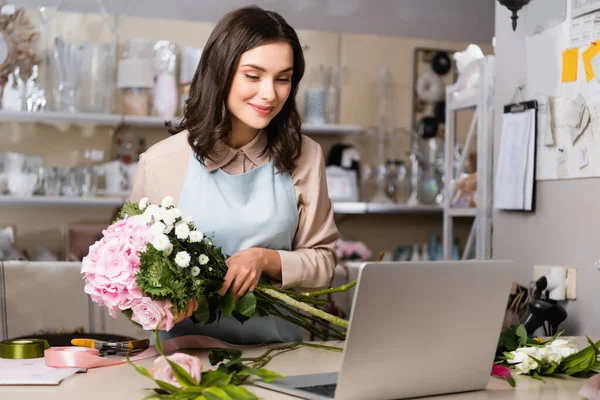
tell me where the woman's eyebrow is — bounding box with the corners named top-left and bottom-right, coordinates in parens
top-left (241, 63), bottom-right (293, 73)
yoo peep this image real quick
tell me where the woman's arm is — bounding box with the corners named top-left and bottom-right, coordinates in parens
top-left (276, 139), bottom-right (339, 290)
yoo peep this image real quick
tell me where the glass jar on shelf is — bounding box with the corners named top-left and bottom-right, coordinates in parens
top-left (117, 58), bottom-right (154, 116)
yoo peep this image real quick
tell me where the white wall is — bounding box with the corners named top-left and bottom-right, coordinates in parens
top-left (493, 2), bottom-right (600, 335)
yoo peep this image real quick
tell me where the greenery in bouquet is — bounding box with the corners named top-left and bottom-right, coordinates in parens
top-left (81, 196), bottom-right (353, 340)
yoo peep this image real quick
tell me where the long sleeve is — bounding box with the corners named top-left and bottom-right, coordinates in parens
top-left (276, 138), bottom-right (340, 290)
top-left (129, 153), bottom-right (163, 205)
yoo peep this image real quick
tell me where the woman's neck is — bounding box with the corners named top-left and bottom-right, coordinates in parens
top-left (229, 116), bottom-right (259, 149)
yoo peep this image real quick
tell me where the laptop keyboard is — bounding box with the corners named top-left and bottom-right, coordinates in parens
top-left (298, 383), bottom-right (337, 397)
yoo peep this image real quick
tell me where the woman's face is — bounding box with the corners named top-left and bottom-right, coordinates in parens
top-left (227, 41), bottom-right (294, 131)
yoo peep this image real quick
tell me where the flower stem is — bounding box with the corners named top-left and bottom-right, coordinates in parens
top-left (274, 299), bottom-right (346, 340)
top-left (266, 286), bottom-right (329, 306)
top-left (301, 281), bottom-right (357, 297)
top-left (257, 285), bottom-right (349, 329)
top-left (257, 304), bottom-right (330, 341)
top-left (240, 341), bottom-right (343, 363)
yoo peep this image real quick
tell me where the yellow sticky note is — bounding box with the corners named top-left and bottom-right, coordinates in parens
top-left (562, 48), bottom-right (579, 82)
top-left (582, 43), bottom-right (600, 82)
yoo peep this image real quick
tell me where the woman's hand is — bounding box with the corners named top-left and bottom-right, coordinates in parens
top-left (220, 248), bottom-right (267, 299)
top-left (174, 298), bottom-right (198, 323)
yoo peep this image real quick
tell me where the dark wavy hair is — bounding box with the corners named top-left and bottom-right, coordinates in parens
top-left (167, 6), bottom-right (306, 173)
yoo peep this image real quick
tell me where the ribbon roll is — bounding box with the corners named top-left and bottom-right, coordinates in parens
top-left (0, 339), bottom-right (50, 359)
top-left (45, 335), bottom-right (249, 369)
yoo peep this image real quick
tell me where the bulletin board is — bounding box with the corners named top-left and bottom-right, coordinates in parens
top-left (533, 6), bottom-right (600, 180)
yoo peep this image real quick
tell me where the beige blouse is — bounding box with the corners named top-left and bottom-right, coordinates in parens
top-left (129, 130), bottom-right (340, 290)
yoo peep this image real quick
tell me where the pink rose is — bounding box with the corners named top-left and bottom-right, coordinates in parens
top-left (130, 297), bottom-right (174, 331)
top-left (150, 353), bottom-right (202, 387)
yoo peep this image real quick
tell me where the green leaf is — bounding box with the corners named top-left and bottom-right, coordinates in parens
top-left (236, 292), bottom-right (257, 318)
top-left (200, 370), bottom-right (232, 387)
top-left (208, 349), bottom-right (242, 366)
top-left (516, 325), bottom-right (528, 346)
top-left (165, 358), bottom-right (200, 388)
top-left (254, 368), bottom-right (284, 382)
top-left (202, 387), bottom-right (233, 400)
top-left (194, 296), bottom-right (211, 325)
top-left (219, 385), bottom-right (258, 400)
top-left (218, 290), bottom-right (236, 317)
top-left (154, 379), bottom-right (183, 394)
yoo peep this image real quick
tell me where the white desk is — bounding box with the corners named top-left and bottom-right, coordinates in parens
top-left (0, 340), bottom-right (592, 399)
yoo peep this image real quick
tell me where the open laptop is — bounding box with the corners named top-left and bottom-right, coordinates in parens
top-left (254, 260), bottom-right (515, 400)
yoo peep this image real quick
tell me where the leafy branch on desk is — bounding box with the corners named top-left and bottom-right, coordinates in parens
top-left (128, 330), bottom-right (343, 399)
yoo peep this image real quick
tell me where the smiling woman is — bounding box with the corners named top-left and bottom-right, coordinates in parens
top-left (169, 5), bottom-right (306, 173)
top-left (129, 5), bottom-right (340, 345)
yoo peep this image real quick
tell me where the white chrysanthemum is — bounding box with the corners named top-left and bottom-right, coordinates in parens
top-left (175, 251), bottom-right (191, 268)
top-left (138, 197), bottom-right (148, 210)
top-left (150, 222), bottom-right (167, 236)
top-left (189, 230), bottom-right (204, 243)
top-left (198, 254), bottom-right (209, 265)
top-left (171, 207), bottom-right (182, 219)
top-left (162, 208), bottom-right (177, 226)
top-left (162, 196), bottom-right (174, 208)
top-left (164, 243), bottom-right (173, 256)
top-left (204, 238), bottom-right (212, 246)
top-left (191, 266), bottom-right (200, 277)
top-left (152, 234), bottom-right (171, 252)
top-left (175, 222), bottom-right (190, 240)
top-left (183, 215), bottom-right (194, 224)
top-left (142, 204), bottom-right (160, 223)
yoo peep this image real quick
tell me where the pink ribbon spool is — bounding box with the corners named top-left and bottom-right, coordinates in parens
top-left (44, 335), bottom-right (250, 369)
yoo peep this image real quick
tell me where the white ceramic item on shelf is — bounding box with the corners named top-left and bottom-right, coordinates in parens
top-left (97, 160), bottom-right (129, 195)
top-left (7, 172), bottom-right (38, 196)
top-left (153, 73), bottom-right (178, 118)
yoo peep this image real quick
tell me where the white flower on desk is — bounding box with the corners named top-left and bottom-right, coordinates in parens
top-left (191, 266), bottom-right (200, 277)
top-left (175, 222), bottom-right (190, 240)
top-left (508, 347), bottom-right (542, 374)
top-left (175, 251), bottom-right (191, 268)
top-left (547, 338), bottom-right (579, 358)
top-left (189, 230), bottom-right (204, 243)
top-left (198, 254), bottom-right (209, 265)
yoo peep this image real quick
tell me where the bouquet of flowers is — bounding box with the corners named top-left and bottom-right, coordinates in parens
top-left (494, 324), bottom-right (600, 383)
top-left (81, 196), bottom-right (352, 340)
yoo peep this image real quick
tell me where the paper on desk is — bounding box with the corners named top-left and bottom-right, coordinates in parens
top-left (0, 357), bottom-right (80, 385)
top-left (494, 109), bottom-right (536, 210)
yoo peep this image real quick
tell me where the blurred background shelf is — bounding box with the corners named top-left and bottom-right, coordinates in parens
top-left (0, 111), bottom-right (362, 135)
top-left (0, 111), bottom-right (122, 126)
top-left (0, 195), bottom-right (124, 207)
top-left (1, 196), bottom-right (441, 214)
top-left (333, 202), bottom-right (442, 214)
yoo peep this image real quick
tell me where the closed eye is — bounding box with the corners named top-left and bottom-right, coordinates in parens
top-left (245, 74), bottom-right (260, 80)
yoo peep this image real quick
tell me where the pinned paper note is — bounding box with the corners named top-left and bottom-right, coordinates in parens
top-left (562, 48), bottom-right (579, 82)
top-left (582, 42), bottom-right (600, 82)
